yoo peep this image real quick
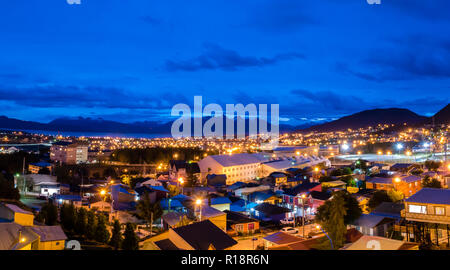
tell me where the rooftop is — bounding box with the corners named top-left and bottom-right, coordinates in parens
top-left (405, 188), bottom-right (450, 205)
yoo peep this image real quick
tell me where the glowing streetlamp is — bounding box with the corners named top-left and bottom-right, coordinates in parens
top-left (196, 199), bottom-right (202, 221)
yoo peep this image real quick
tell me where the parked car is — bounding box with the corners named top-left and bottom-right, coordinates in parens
top-left (280, 227), bottom-right (299, 234)
top-left (280, 217), bottom-right (295, 225)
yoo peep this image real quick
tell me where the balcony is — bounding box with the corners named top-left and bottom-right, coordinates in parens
top-left (401, 210), bottom-right (450, 224)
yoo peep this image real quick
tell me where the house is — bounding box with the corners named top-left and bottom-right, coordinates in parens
top-left (162, 212), bottom-right (191, 230)
top-left (209, 196), bottom-right (232, 212)
top-left (248, 191), bottom-right (280, 205)
top-left (309, 191), bottom-right (332, 213)
top-left (349, 214), bottom-right (396, 237)
top-left (366, 175), bottom-right (422, 198)
top-left (183, 200), bottom-right (227, 231)
top-left (0, 223), bottom-right (39, 250)
top-left (253, 203), bottom-right (291, 222)
top-left (282, 182), bottom-right (322, 216)
top-left (401, 188), bottom-right (450, 245)
top-left (234, 185), bottom-right (271, 200)
top-left (30, 226), bottom-right (67, 250)
top-left (270, 172), bottom-right (288, 186)
top-left (0, 203), bottom-right (34, 226)
top-left (343, 235), bottom-right (419, 250)
top-left (28, 162), bottom-right (52, 174)
top-left (0, 204), bottom-right (67, 250)
top-left (224, 210), bottom-right (260, 236)
top-left (206, 174), bottom-right (227, 188)
top-left (351, 189), bottom-right (376, 214)
top-left (198, 153), bottom-right (269, 184)
top-left (53, 194), bottom-right (82, 207)
top-left (390, 163), bottom-right (417, 173)
top-left (263, 231), bottom-right (303, 250)
top-left (154, 220), bottom-right (237, 250)
top-left (371, 202), bottom-right (404, 221)
top-left (169, 160), bottom-right (200, 181)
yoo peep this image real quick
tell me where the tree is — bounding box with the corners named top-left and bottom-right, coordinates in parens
top-left (354, 159), bottom-right (368, 172)
top-left (185, 172), bottom-right (198, 187)
top-left (387, 189), bottom-right (404, 202)
top-left (316, 191), bottom-right (361, 225)
top-left (60, 203), bottom-right (77, 232)
top-left (0, 173), bottom-right (20, 200)
top-left (38, 202), bottom-right (58, 226)
top-left (74, 207), bottom-right (88, 236)
top-left (94, 214), bottom-right (110, 244)
top-left (109, 219), bottom-right (123, 250)
top-left (368, 190), bottom-right (393, 211)
top-left (315, 194), bottom-right (347, 249)
top-left (422, 176), bottom-right (442, 188)
top-left (122, 223), bottom-right (139, 250)
top-left (86, 209), bottom-right (97, 240)
top-left (136, 192), bottom-right (163, 228)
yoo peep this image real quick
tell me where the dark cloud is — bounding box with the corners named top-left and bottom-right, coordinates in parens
top-left (165, 43), bottom-right (305, 72)
top-left (339, 36), bottom-right (450, 82)
top-left (0, 84), bottom-right (187, 110)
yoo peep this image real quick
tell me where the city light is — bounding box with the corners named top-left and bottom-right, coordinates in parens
top-left (100, 190), bottom-right (106, 196)
top-left (394, 177), bottom-right (401, 183)
top-left (195, 199), bottom-right (202, 206)
top-left (341, 144), bottom-right (349, 151)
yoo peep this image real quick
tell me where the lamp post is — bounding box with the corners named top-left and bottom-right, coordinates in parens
top-left (316, 225), bottom-right (334, 249)
top-left (301, 194), bottom-right (306, 238)
top-left (196, 199), bottom-right (202, 221)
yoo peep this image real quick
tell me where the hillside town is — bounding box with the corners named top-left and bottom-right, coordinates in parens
top-left (0, 120), bottom-right (449, 250)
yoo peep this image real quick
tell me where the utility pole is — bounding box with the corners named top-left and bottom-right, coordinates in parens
top-left (22, 157), bottom-right (26, 194)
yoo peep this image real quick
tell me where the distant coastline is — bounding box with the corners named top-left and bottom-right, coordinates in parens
top-left (0, 128), bottom-right (172, 139)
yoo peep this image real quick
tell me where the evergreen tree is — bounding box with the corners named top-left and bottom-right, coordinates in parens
top-left (40, 202), bottom-right (58, 226)
top-left (75, 207), bottom-right (88, 236)
top-left (422, 176), bottom-right (442, 188)
top-left (94, 214), bottom-right (110, 243)
top-left (0, 173), bottom-right (20, 200)
top-left (86, 209), bottom-right (97, 240)
top-left (60, 203), bottom-right (77, 232)
top-left (136, 193), bottom-right (163, 228)
top-left (109, 219), bottom-right (123, 250)
top-left (368, 190), bottom-right (393, 211)
top-left (316, 194), bottom-right (348, 249)
top-left (122, 223), bottom-right (139, 250)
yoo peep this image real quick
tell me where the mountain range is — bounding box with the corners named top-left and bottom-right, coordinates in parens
top-left (0, 103), bottom-right (448, 135)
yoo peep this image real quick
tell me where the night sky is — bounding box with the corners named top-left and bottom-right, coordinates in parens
top-left (0, 0), bottom-right (449, 125)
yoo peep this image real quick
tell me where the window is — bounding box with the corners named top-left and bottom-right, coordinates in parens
top-left (409, 205), bottom-right (427, 214)
top-left (435, 207), bottom-right (445, 216)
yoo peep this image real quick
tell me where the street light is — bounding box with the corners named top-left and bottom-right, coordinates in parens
top-left (196, 199), bottom-right (202, 221)
top-left (301, 194), bottom-right (306, 238)
top-left (316, 225), bottom-right (334, 249)
top-left (178, 177), bottom-right (184, 195)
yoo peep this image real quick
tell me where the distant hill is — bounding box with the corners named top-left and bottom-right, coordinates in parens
top-left (303, 108), bottom-right (428, 132)
top-left (0, 115), bottom-right (306, 136)
top-left (432, 103), bottom-right (450, 125)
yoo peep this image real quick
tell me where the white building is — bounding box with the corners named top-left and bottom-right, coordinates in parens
top-left (198, 153), bottom-right (269, 185)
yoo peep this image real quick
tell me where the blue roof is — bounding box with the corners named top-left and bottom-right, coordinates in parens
top-left (245, 202), bottom-right (258, 209)
top-left (30, 162), bottom-right (51, 167)
top-left (172, 194), bottom-right (191, 201)
top-left (230, 205), bottom-right (246, 212)
top-left (405, 188), bottom-right (450, 205)
top-left (231, 199), bottom-right (246, 208)
top-left (211, 197), bottom-right (232, 205)
top-left (148, 186), bottom-right (169, 193)
top-left (228, 181), bottom-right (246, 190)
top-left (351, 214), bottom-right (390, 228)
top-left (160, 198), bottom-right (184, 210)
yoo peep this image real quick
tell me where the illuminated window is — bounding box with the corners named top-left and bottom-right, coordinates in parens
top-left (435, 207), bottom-right (445, 216)
top-left (409, 205), bottom-right (427, 214)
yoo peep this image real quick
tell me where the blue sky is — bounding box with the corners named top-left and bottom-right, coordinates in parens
top-left (0, 0), bottom-right (449, 125)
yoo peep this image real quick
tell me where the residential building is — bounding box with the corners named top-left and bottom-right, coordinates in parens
top-left (154, 220), bottom-right (237, 250)
top-left (224, 210), bottom-right (259, 236)
top-left (28, 162), bottom-right (52, 174)
top-left (366, 175), bottom-right (422, 198)
top-left (349, 214), bottom-right (396, 237)
top-left (50, 141), bottom-right (88, 164)
top-left (401, 188), bottom-right (450, 245)
top-left (198, 153), bottom-right (268, 184)
top-left (343, 235), bottom-right (418, 250)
